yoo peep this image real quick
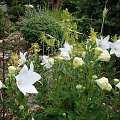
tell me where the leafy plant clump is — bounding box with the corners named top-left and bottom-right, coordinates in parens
top-left (20, 15), bottom-right (63, 51)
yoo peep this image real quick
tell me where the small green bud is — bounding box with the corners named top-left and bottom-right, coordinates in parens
top-left (63, 113), bottom-right (66, 117)
top-left (114, 78), bottom-right (119, 85)
top-left (8, 66), bottom-right (16, 74)
top-left (92, 75), bottom-right (98, 79)
top-left (76, 84), bottom-right (82, 90)
top-left (103, 7), bottom-right (108, 18)
top-left (19, 105), bottom-right (24, 110)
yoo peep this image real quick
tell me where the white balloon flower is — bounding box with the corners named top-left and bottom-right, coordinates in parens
top-left (20, 52), bottom-right (27, 64)
top-left (96, 35), bottom-right (111, 50)
top-left (116, 82), bottom-right (120, 89)
top-left (59, 42), bottom-right (73, 60)
top-left (15, 62), bottom-right (41, 95)
top-left (110, 40), bottom-right (120, 57)
top-left (41, 56), bottom-right (54, 69)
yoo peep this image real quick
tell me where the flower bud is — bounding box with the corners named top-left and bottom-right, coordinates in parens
top-left (98, 50), bottom-right (110, 62)
top-left (92, 75), bottom-right (98, 79)
top-left (48, 58), bottom-right (54, 65)
top-left (63, 113), bottom-right (66, 117)
top-left (94, 47), bottom-right (103, 56)
top-left (56, 56), bottom-right (64, 60)
top-left (114, 78), bottom-right (119, 85)
top-left (105, 83), bottom-right (112, 92)
top-left (76, 84), bottom-right (82, 90)
top-left (73, 57), bottom-right (84, 68)
top-left (95, 77), bottom-right (112, 91)
top-left (8, 66), bottom-right (16, 74)
top-left (103, 7), bottom-right (108, 18)
top-left (82, 52), bottom-right (86, 58)
top-left (19, 105), bottom-right (24, 110)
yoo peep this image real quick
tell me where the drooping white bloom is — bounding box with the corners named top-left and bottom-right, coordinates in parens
top-left (98, 50), bottom-right (110, 62)
top-left (25, 4), bottom-right (34, 8)
top-left (96, 35), bottom-right (111, 50)
top-left (116, 82), bottom-right (120, 89)
top-left (110, 40), bottom-right (120, 57)
top-left (95, 77), bottom-right (112, 91)
top-left (20, 52), bottom-right (27, 64)
top-left (59, 50), bottom-right (70, 60)
top-left (15, 62), bottom-right (41, 95)
top-left (63, 42), bottom-right (73, 53)
top-left (59, 42), bottom-right (73, 60)
top-left (41, 56), bottom-right (54, 69)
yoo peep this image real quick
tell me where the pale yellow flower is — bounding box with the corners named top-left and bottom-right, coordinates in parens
top-left (48, 58), bottom-right (54, 65)
top-left (76, 85), bottom-right (82, 90)
top-left (73, 57), bottom-right (84, 68)
top-left (94, 47), bottom-right (103, 56)
top-left (98, 50), bottom-right (110, 62)
top-left (95, 77), bottom-right (112, 91)
top-left (8, 66), bottom-right (16, 74)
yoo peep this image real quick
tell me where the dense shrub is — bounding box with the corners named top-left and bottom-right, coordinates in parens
top-left (8, 5), bottom-right (25, 22)
top-left (20, 15), bottom-right (63, 46)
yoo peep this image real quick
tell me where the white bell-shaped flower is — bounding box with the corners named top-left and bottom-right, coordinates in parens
top-left (110, 40), bottom-right (120, 57)
top-left (20, 52), bottom-right (27, 64)
top-left (15, 62), bottom-right (41, 95)
top-left (96, 35), bottom-right (111, 50)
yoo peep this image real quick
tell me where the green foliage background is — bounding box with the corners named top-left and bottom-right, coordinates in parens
top-left (62, 0), bottom-right (120, 36)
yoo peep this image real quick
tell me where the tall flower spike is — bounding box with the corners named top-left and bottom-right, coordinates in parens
top-left (20, 52), bottom-right (27, 64)
top-left (15, 62), bottom-right (41, 95)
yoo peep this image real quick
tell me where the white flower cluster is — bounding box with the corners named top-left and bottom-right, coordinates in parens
top-left (96, 35), bottom-right (120, 57)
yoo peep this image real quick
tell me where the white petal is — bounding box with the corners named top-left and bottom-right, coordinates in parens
top-left (24, 52), bottom-right (27, 56)
top-left (17, 83), bottom-right (38, 95)
top-left (103, 35), bottom-right (110, 41)
top-left (64, 42), bottom-right (73, 52)
top-left (44, 63), bottom-right (52, 68)
top-left (30, 62), bottom-right (34, 72)
top-left (100, 41), bottom-right (110, 50)
top-left (59, 48), bottom-right (66, 52)
top-left (116, 82), bottom-right (120, 89)
top-left (115, 40), bottom-right (120, 49)
top-left (25, 85), bottom-right (38, 94)
top-left (19, 64), bottom-right (28, 74)
top-left (27, 72), bottom-right (41, 84)
top-left (115, 51), bottom-right (120, 57)
top-left (110, 49), bottom-right (115, 55)
top-left (32, 117), bottom-right (35, 120)
top-left (20, 52), bottom-right (27, 64)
